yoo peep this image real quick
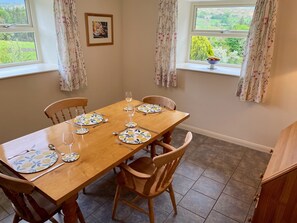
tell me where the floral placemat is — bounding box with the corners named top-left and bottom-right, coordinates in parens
top-left (119, 128), bottom-right (151, 144)
top-left (11, 150), bottom-right (58, 174)
top-left (137, 104), bottom-right (162, 114)
top-left (74, 113), bottom-right (103, 126)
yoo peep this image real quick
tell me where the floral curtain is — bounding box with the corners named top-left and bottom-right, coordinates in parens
top-left (236, 0), bottom-right (278, 103)
top-left (155, 0), bottom-right (178, 87)
top-left (54, 0), bottom-right (87, 91)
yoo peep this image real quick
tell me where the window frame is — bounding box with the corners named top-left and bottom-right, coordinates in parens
top-left (187, 1), bottom-right (255, 67)
top-left (0, 0), bottom-right (42, 68)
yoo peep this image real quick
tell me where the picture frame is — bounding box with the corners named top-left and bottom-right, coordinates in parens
top-left (85, 13), bottom-right (114, 46)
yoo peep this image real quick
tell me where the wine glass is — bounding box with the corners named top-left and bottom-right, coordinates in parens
top-left (62, 131), bottom-right (79, 162)
top-left (75, 109), bottom-right (89, 135)
top-left (126, 106), bottom-right (137, 128)
top-left (125, 91), bottom-right (132, 111)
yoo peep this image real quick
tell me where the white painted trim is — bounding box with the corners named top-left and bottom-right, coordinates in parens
top-left (177, 63), bottom-right (240, 77)
top-left (178, 123), bottom-right (272, 153)
top-left (0, 63), bottom-right (58, 79)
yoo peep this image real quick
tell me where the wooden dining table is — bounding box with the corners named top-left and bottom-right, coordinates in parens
top-left (0, 100), bottom-right (190, 223)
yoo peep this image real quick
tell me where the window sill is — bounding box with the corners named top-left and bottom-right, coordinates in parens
top-left (0, 63), bottom-right (58, 80)
top-left (176, 63), bottom-right (240, 77)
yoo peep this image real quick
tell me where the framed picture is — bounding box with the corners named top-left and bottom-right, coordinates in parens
top-left (85, 13), bottom-right (114, 46)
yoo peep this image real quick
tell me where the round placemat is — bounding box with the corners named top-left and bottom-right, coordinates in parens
top-left (11, 150), bottom-right (58, 174)
top-left (119, 128), bottom-right (151, 144)
top-left (74, 113), bottom-right (103, 126)
top-left (137, 104), bottom-right (162, 114)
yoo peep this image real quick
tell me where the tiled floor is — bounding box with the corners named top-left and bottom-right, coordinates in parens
top-left (0, 129), bottom-right (271, 223)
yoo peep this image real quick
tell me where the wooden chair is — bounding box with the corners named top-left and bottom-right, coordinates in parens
top-left (112, 132), bottom-right (193, 223)
top-left (142, 95), bottom-right (177, 157)
top-left (0, 173), bottom-right (85, 223)
top-left (44, 97), bottom-right (88, 125)
top-left (142, 95), bottom-right (176, 111)
top-left (44, 97), bottom-right (92, 192)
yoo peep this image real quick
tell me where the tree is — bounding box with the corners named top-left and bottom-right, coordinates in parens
top-left (190, 36), bottom-right (214, 61)
top-left (224, 38), bottom-right (245, 57)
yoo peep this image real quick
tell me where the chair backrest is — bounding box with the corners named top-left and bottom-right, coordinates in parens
top-left (142, 95), bottom-right (177, 110)
top-left (0, 173), bottom-right (51, 222)
top-left (143, 132), bottom-right (192, 195)
top-left (44, 97), bottom-right (88, 125)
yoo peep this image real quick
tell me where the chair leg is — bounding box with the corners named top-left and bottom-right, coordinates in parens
top-left (148, 198), bottom-right (154, 223)
top-left (168, 183), bottom-right (177, 214)
top-left (113, 168), bottom-right (117, 174)
top-left (77, 206), bottom-right (86, 223)
top-left (112, 185), bottom-right (121, 219)
top-left (12, 214), bottom-right (20, 223)
top-left (82, 188), bottom-right (86, 194)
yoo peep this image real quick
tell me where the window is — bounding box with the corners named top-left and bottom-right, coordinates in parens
top-left (0, 0), bottom-right (40, 67)
top-left (189, 2), bottom-right (255, 67)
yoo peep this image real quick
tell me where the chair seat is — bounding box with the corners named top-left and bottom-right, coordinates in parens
top-left (129, 157), bottom-right (155, 174)
top-left (117, 157), bottom-right (170, 197)
top-left (13, 190), bottom-right (61, 223)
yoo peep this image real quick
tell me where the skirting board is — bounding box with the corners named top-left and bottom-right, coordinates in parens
top-left (178, 123), bottom-right (272, 153)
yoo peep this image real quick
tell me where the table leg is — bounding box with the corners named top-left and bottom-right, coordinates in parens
top-left (150, 143), bottom-right (156, 158)
top-left (162, 129), bottom-right (174, 154)
top-left (163, 130), bottom-right (173, 144)
top-left (62, 194), bottom-right (79, 223)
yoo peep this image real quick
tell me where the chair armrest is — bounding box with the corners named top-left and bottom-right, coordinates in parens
top-left (119, 163), bottom-right (151, 179)
top-left (154, 141), bottom-right (176, 152)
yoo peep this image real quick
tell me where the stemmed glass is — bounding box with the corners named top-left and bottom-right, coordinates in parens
top-left (125, 91), bottom-right (133, 111)
top-left (126, 106), bottom-right (137, 128)
top-left (62, 131), bottom-right (79, 162)
top-left (75, 108), bottom-right (89, 135)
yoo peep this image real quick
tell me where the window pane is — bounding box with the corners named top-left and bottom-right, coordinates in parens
top-left (190, 35), bottom-right (246, 65)
top-left (195, 6), bottom-right (254, 31)
top-left (0, 32), bottom-right (38, 65)
top-left (0, 0), bottom-right (28, 25)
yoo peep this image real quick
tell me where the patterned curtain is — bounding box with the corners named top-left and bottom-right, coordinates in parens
top-left (54, 0), bottom-right (87, 91)
top-left (155, 0), bottom-right (178, 87)
top-left (236, 0), bottom-right (278, 103)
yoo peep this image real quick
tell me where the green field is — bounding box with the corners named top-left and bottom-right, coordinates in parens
top-left (0, 40), bottom-right (37, 64)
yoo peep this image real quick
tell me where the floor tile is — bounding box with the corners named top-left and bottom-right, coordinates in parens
top-left (77, 193), bottom-right (103, 218)
top-left (205, 210), bottom-right (238, 223)
top-left (165, 206), bottom-right (205, 223)
top-left (125, 208), bottom-right (168, 223)
top-left (172, 173), bottom-right (195, 195)
top-left (238, 151), bottom-right (270, 173)
top-left (0, 207), bottom-right (8, 221)
top-left (179, 189), bottom-right (216, 218)
top-left (185, 144), bottom-right (219, 169)
top-left (211, 153), bottom-right (241, 171)
top-left (214, 193), bottom-right (250, 223)
top-left (192, 176), bottom-right (225, 200)
top-left (223, 179), bottom-right (257, 204)
top-left (137, 190), bottom-right (183, 214)
top-left (0, 192), bottom-right (13, 215)
top-left (232, 166), bottom-right (262, 188)
top-left (203, 165), bottom-right (233, 184)
top-left (176, 160), bottom-right (204, 181)
top-left (150, 191), bottom-right (183, 214)
top-left (92, 201), bottom-right (131, 223)
top-left (0, 215), bottom-right (15, 223)
top-left (245, 203), bottom-right (256, 223)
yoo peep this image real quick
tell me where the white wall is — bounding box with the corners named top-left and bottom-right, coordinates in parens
top-left (0, 0), bottom-right (123, 144)
top-left (121, 0), bottom-right (297, 150)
